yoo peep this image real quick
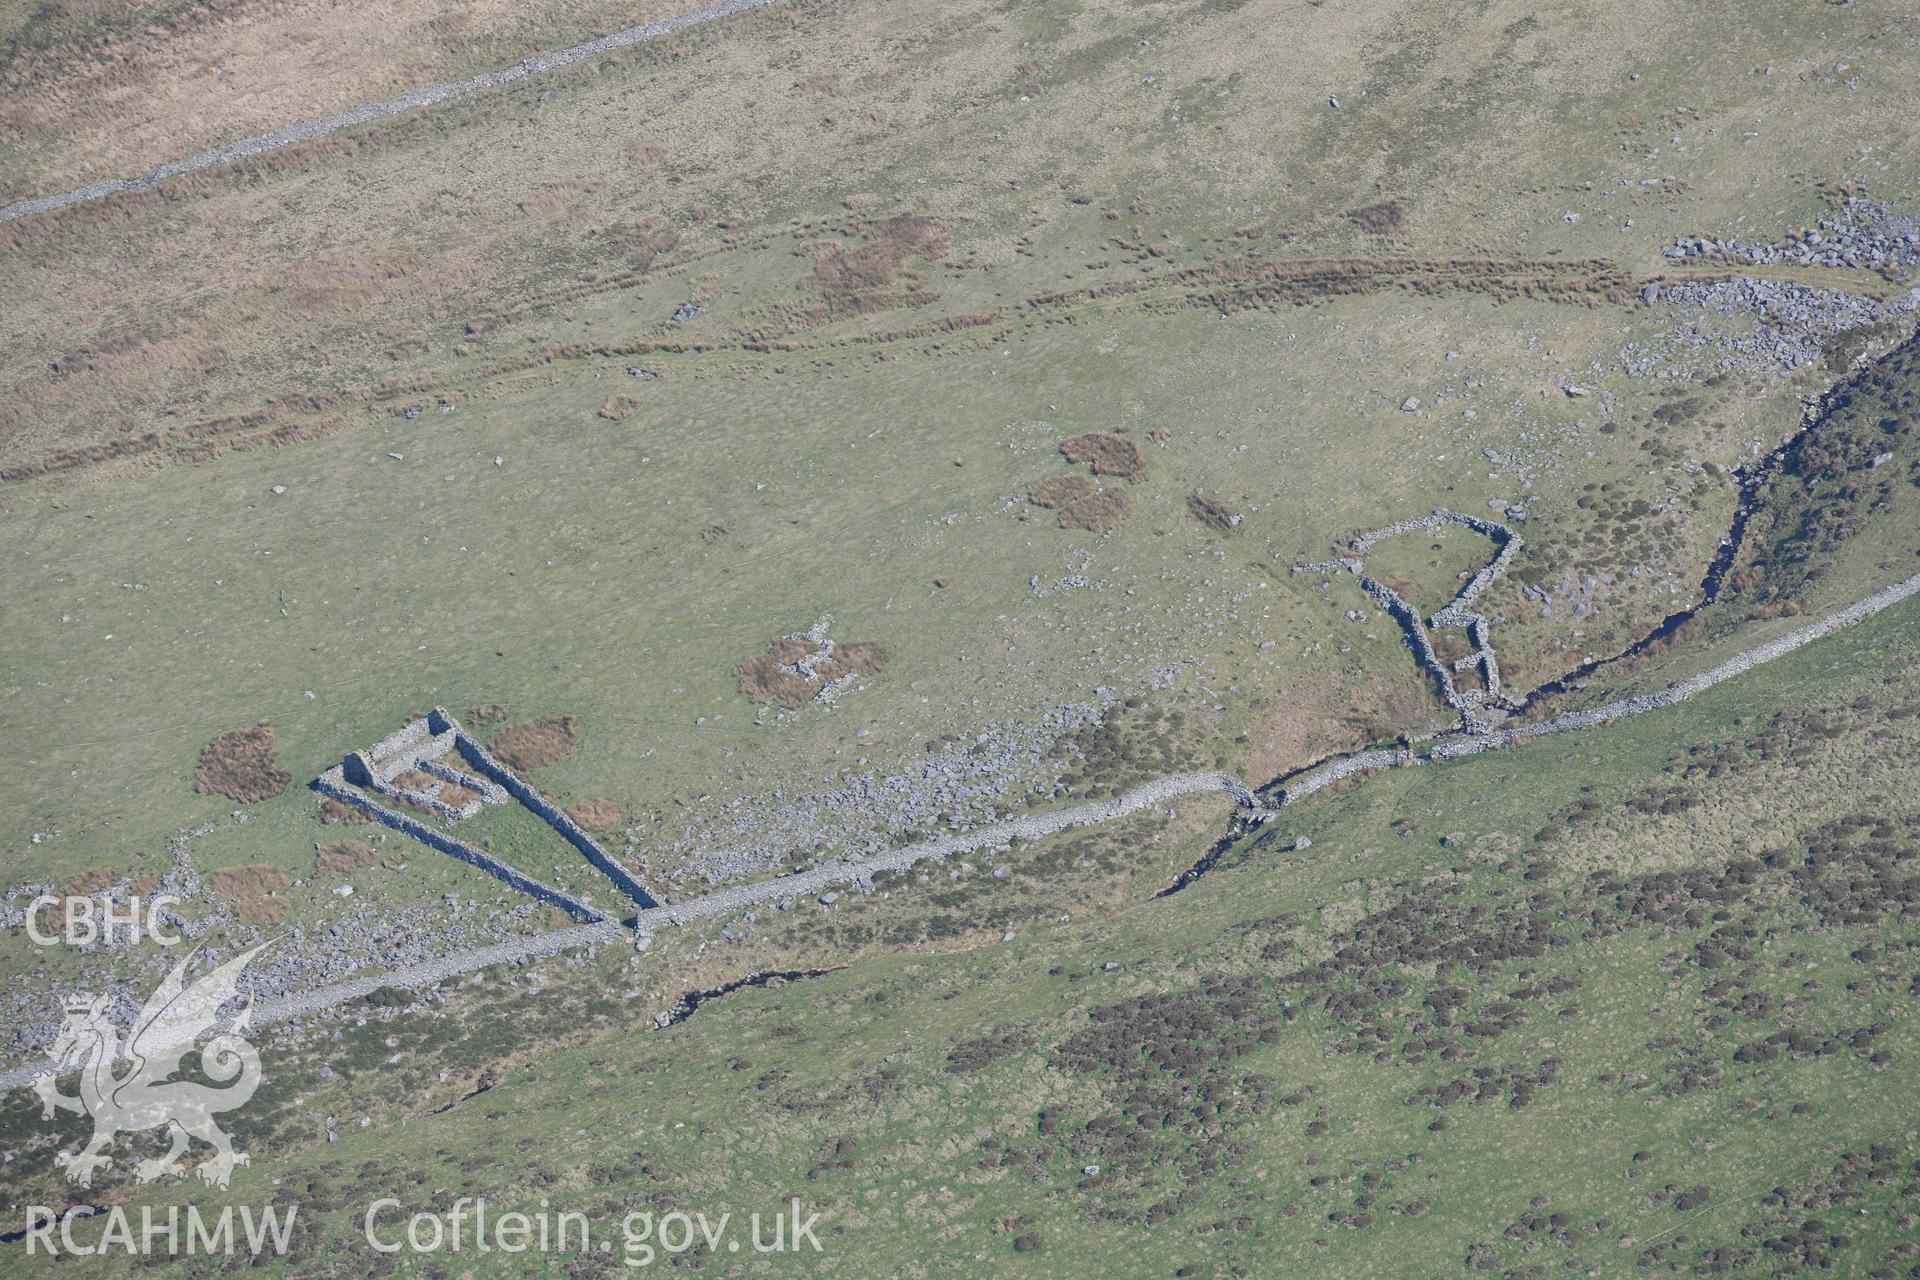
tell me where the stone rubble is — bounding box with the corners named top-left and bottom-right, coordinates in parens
top-left (8, 571), bottom-right (1915, 1092)
top-left (1662, 198), bottom-right (1920, 274)
top-left (1654, 277), bottom-right (1919, 377)
top-left (1277, 568), bottom-right (1920, 803)
top-left (1296, 509), bottom-right (1525, 730)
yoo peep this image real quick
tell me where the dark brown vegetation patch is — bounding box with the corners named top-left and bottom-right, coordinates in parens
top-left (738, 635), bottom-right (891, 708)
top-left (1186, 491), bottom-right (1241, 531)
top-left (566, 799), bottom-right (625, 833)
top-left (948, 1025), bottom-right (1037, 1073)
top-left (209, 864), bottom-right (292, 923)
top-left (1347, 199), bottom-right (1407, 234)
top-left (1059, 489), bottom-right (1135, 533)
top-left (315, 840), bottom-right (376, 876)
top-left (738, 653), bottom-right (816, 709)
top-left (58, 867), bottom-right (121, 898)
top-left (810, 215), bottom-right (950, 314)
top-left (767, 635), bottom-right (814, 665)
top-left (210, 864), bottom-right (291, 900)
top-left (597, 395), bottom-right (641, 422)
top-left (491, 716), bottom-right (579, 773)
top-left (195, 723), bottom-right (290, 804)
top-left (1060, 432), bottom-right (1146, 480)
top-left (468, 703), bottom-right (509, 725)
top-left (235, 896), bottom-right (290, 926)
top-left (1029, 474), bottom-right (1097, 509)
top-left (820, 641), bottom-right (889, 679)
top-left (318, 797), bottom-right (369, 825)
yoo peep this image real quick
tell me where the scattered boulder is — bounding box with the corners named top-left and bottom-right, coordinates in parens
top-left (739, 628), bottom-right (890, 709)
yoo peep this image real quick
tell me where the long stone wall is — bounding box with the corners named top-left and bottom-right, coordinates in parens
top-left (638, 770), bottom-right (1263, 927)
top-left (0, 0), bottom-right (784, 226)
top-left (312, 766), bottom-right (604, 922)
top-left (430, 709), bottom-right (663, 911)
top-left (7, 574), bottom-right (1913, 1092)
top-left (1281, 569), bottom-right (1920, 795)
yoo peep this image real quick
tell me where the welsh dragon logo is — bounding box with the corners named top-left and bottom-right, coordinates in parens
top-left (34, 942), bottom-right (272, 1189)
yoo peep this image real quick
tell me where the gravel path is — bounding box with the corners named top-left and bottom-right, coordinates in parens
top-left (0, 0), bottom-right (779, 226)
top-left (3, 573), bottom-right (1915, 1092)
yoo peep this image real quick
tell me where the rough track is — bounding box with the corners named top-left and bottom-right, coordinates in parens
top-left (3, 572), bottom-right (1915, 1091)
top-left (0, 0), bottom-right (779, 226)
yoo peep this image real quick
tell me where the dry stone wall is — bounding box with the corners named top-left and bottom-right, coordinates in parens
top-left (313, 766), bottom-right (604, 922)
top-left (1298, 509), bottom-right (1523, 728)
top-left (1281, 569), bottom-right (1920, 797)
top-left (0, 0), bottom-right (782, 225)
top-left (432, 709), bottom-right (663, 910)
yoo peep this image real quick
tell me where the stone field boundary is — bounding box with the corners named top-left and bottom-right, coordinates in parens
top-left (0, 0), bottom-right (782, 226)
top-left (2, 570), bottom-right (1915, 1092)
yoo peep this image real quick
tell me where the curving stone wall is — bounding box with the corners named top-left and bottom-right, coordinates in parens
top-left (1299, 509), bottom-right (1524, 725)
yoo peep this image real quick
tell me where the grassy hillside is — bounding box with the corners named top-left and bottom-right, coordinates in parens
top-left (6, 590), bottom-right (1915, 1277)
top-left (2, 0), bottom-right (1919, 1272)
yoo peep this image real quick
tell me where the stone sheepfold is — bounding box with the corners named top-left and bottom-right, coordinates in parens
top-left (4, 570), bottom-right (1915, 1092)
top-left (1296, 509), bottom-right (1524, 730)
top-left (315, 708), bottom-right (663, 920)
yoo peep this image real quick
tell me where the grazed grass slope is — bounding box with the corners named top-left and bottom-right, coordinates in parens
top-left (6, 592), bottom-right (1915, 1278)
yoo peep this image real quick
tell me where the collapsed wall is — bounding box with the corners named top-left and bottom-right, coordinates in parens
top-left (1298, 508), bottom-right (1523, 729)
top-left (1278, 568), bottom-right (1920, 798)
